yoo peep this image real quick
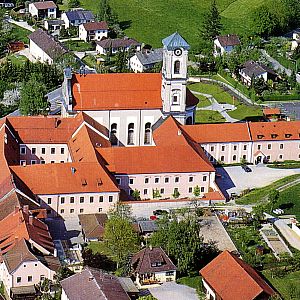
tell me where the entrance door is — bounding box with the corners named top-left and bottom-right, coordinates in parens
top-left (256, 156), bottom-right (262, 164)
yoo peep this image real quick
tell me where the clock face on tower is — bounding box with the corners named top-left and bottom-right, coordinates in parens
top-left (174, 48), bottom-right (182, 56)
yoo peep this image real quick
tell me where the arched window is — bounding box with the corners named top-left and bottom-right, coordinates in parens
top-left (174, 60), bottom-right (180, 74)
top-left (144, 122), bottom-right (152, 145)
top-left (232, 155), bottom-right (237, 161)
top-left (110, 123), bottom-right (118, 146)
top-left (186, 117), bottom-right (193, 125)
top-left (127, 123), bottom-right (135, 145)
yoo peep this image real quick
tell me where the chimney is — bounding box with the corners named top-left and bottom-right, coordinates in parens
top-left (29, 215), bottom-right (33, 226)
top-left (23, 205), bottom-right (29, 214)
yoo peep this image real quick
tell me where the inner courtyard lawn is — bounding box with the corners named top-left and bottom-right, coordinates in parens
top-left (195, 110), bottom-right (226, 124)
top-left (196, 94), bottom-right (211, 108)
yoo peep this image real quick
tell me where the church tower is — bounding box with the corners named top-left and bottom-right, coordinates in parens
top-left (161, 32), bottom-right (190, 124)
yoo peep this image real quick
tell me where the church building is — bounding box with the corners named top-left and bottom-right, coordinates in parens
top-left (61, 32), bottom-right (199, 147)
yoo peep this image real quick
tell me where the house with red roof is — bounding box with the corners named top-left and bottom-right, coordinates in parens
top-left (200, 251), bottom-right (276, 300)
top-left (79, 21), bottom-right (108, 42)
top-left (28, 1), bottom-right (57, 19)
top-left (214, 34), bottom-right (240, 56)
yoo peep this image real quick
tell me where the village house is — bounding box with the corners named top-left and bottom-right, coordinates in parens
top-left (213, 34), bottom-right (240, 56)
top-left (28, 1), bottom-right (57, 19)
top-left (130, 48), bottom-right (163, 73)
top-left (200, 251), bottom-right (276, 300)
top-left (44, 19), bottom-right (65, 33)
top-left (131, 247), bottom-right (177, 287)
top-left (61, 10), bottom-right (94, 29)
top-left (239, 60), bottom-right (277, 86)
top-left (28, 29), bottom-right (67, 64)
top-left (60, 267), bottom-right (132, 300)
top-left (79, 21), bottom-right (108, 42)
top-left (96, 37), bottom-right (141, 55)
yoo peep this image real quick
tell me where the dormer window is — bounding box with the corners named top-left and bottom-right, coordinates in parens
top-left (271, 134), bottom-right (278, 139)
top-left (285, 133), bottom-right (292, 138)
top-left (257, 135), bottom-right (264, 139)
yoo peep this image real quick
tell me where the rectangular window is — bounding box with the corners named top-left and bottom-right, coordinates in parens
top-left (32, 147), bottom-right (36, 154)
top-left (41, 148), bottom-right (46, 154)
top-left (233, 145), bottom-right (237, 151)
top-left (189, 187), bottom-right (192, 193)
top-left (165, 177), bottom-right (169, 183)
top-left (51, 161), bottom-right (55, 164)
top-left (203, 176), bottom-right (207, 181)
top-left (80, 197), bottom-right (84, 203)
top-left (201, 187), bottom-right (205, 192)
top-left (20, 160), bottom-right (26, 166)
top-left (145, 177), bottom-right (149, 184)
top-left (70, 209), bottom-right (74, 213)
top-left (17, 277), bottom-right (21, 283)
top-left (61, 148), bottom-right (65, 154)
top-left (90, 196), bottom-right (94, 203)
top-left (189, 176), bottom-right (193, 182)
top-left (51, 148), bottom-right (55, 154)
top-left (60, 197), bottom-right (65, 204)
top-left (40, 275), bottom-right (45, 281)
top-left (243, 145), bottom-right (247, 150)
top-left (80, 208), bottom-right (84, 213)
top-left (155, 177), bottom-right (160, 183)
top-left (109, 196), bottom-right (113, 202)
top-left (60, 161), bottom-right (64, 163)
top-left (279, 154), bottom-right (283, 159)
top-left (280, 144), bottom-right (284, 149)
top-left (143, 189), bottom-right (148, 195)
top-left (99, 196), bottom-right (103, 202)
top-left (41, 160), bottom-right (45, 164)
top-left (20, 146), bottom-right (26, 155)
top-left (221, 146), bottom-right (225, 151)
top-left (175, 177), bottom-right (179, 183)
top-left (70, 197), bottom-right (74, 203)
top-left (268, 144), bottom-right (271, 150)
top-left (129, 178), bottom-right (134, 184)
top-left (98, 208), bottom-right (102, 212)
top-left (31, 160), bottom-right (36, 165)
top-left (257, 145), bottom-right (261, 150)
top-left (60, 209), bottom-right (64, 214)
top-left (116, 178), bottom-right (121, 185)
top-left (47, 198), bottom-right (51, 205)
top-left (267, 155), bottom-right (271, 160)
top-left (210, 146), bottom-right (214, 152)
top-left (160, 188), bottom-right (164, 194)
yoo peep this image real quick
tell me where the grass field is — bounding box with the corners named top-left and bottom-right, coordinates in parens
top-left (65, 0), bottom-right (271, 48)
top-left (227, 102), bottom-right (263, 121)
top-left (63, 40), bottom-right (94, 51)
top-left (11, 24), bottom-right (31, 43)
top-left (195, 110), bottom-right (226, 124)
top-left (196, 94), bottom-right (211, 108)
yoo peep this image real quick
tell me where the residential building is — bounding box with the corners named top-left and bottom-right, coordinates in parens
top-left (239, 60), bottom-right (277, 86)
top-left (200, 251), bottom-right (276, 300)
top-left (44, 19), bottom-right (65, 33)
top-left (28, 29), bottom-right (67, 64)
top-left (79, 21), bottom-right (108, 42)
top-left (96, 37), bottom-right (141, 55)
top-left (78, 213), bottom-right (108, 242)
top-left (61, 10), bottom-right (94, 29)
top-left (131, 247), bottom-right (177, 287)
top-left (28, 1), bottom-right (57, 19)
top-left (213, 34), bottom-right (240, 56)
top-left (263, 107), bottom-right (283, 121)
top-left (130, 48), bottom-right (163, 73)
top-left (60, 267), bottom-right (131, 300)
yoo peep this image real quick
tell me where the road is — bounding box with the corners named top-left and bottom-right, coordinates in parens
top-left (6, 17), bottom-right (35, 32)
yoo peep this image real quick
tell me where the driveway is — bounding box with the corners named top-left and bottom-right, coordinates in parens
top-left (216, 165), bottom-right (300, 196)
top-left (148, 282), bottom-right (198, 300)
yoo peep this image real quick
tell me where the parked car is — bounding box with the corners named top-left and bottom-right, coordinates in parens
top-left (242, 165), bottom-right (252, 172)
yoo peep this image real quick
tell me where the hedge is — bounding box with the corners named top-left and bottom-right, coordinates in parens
top-left (262, 94), bottom-right (300, 101)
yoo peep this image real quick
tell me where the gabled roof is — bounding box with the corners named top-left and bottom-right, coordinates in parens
top-left (32, 1), bottom-right (57, 10)
top-left (131, 247), bottom-right (177, 274)
top-left (29, 29), bottom-right (67, 60)
top-left (83, 21), bottom-right (108, 31)
top-left (64, 10), bottom-right (94, 22)
top-left (162, 32), bottom-right (190, 50)
top-left (135, 48), bottom-right (163, 66)
top-left (216, 34), bottom-right (240, 47)
top-left (72, 73), bottom-right (163, 111)
top-left (263, 108), bottom-right (281, 116)
top-left (96, 37), bottom-right (141, 49)
top-left (78, 213), bottom-right (108, 240)
top-left (61, 267), bottom-right (130, 300)
top-left (200, 251), bottom-right (276, 300)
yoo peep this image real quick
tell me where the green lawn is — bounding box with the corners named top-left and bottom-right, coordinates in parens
top-left (195, 110), bottom-right (226, 124)
top-left (62, 0), bottom-right (271, 48)
top-left (63, 40), bottom-right (95, 52)
top-left (196, 94), bottom-right (211, 108)
top-left (177, 276), bottom-right (202, 289)
top-left (11, 24), bottom-right (31, 43)
top-left (227, 102), bottom-right (263, 121)
top-left (236, 174), bottom-right (300, 205)
top-left (189, 82), bottom-right (234, 105)
top-left (263, 270), bottom-right (300, 299)
top-left (87, 241), bottom-right (110, 255)
top-left (7, 54), bottom-right (28, 65)
top-left (82, 55), bottom-right (97, 68)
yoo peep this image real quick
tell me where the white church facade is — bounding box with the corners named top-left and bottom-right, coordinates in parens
top-left (61, 32), bottom-right (199, 147)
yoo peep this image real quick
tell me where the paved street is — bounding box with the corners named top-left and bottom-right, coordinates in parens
top-left (6, 17), bottom-right (35, 32)
top-left (216, 165), bottom-right (300, 197)
top-left (148, 282), bottom-right (198, 300)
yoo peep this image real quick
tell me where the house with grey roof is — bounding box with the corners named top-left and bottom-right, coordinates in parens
top-left (29, 29), bottom-right (68, 64)
top-left (61, 10), bottom-right (94, 29)
top-left (239, 60), bottom-right (277, 86)
top-left (61, 267), bottom-right (131, 300)
top-left (96, 37), bottom-right (141, 55)
top-left (214, 34), bottom-right (240, 56)
top-left (130, 48), bottom-right (163, 73)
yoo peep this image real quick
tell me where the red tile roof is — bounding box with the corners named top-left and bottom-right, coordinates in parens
top-left (72, 73), bottom-right (163, 111)
top-left (10, 162), bottom-right (119, 195)
top-left (33, 1), bottom-right (57, 10)
top-left (216, 34), bottom-right (240, 47)
top-left (200, 251), bottom-right (276, 300)
top-left (83, 21), bottom-right (108, 31)
top-left (263, 108), bottom-right (281, 116)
